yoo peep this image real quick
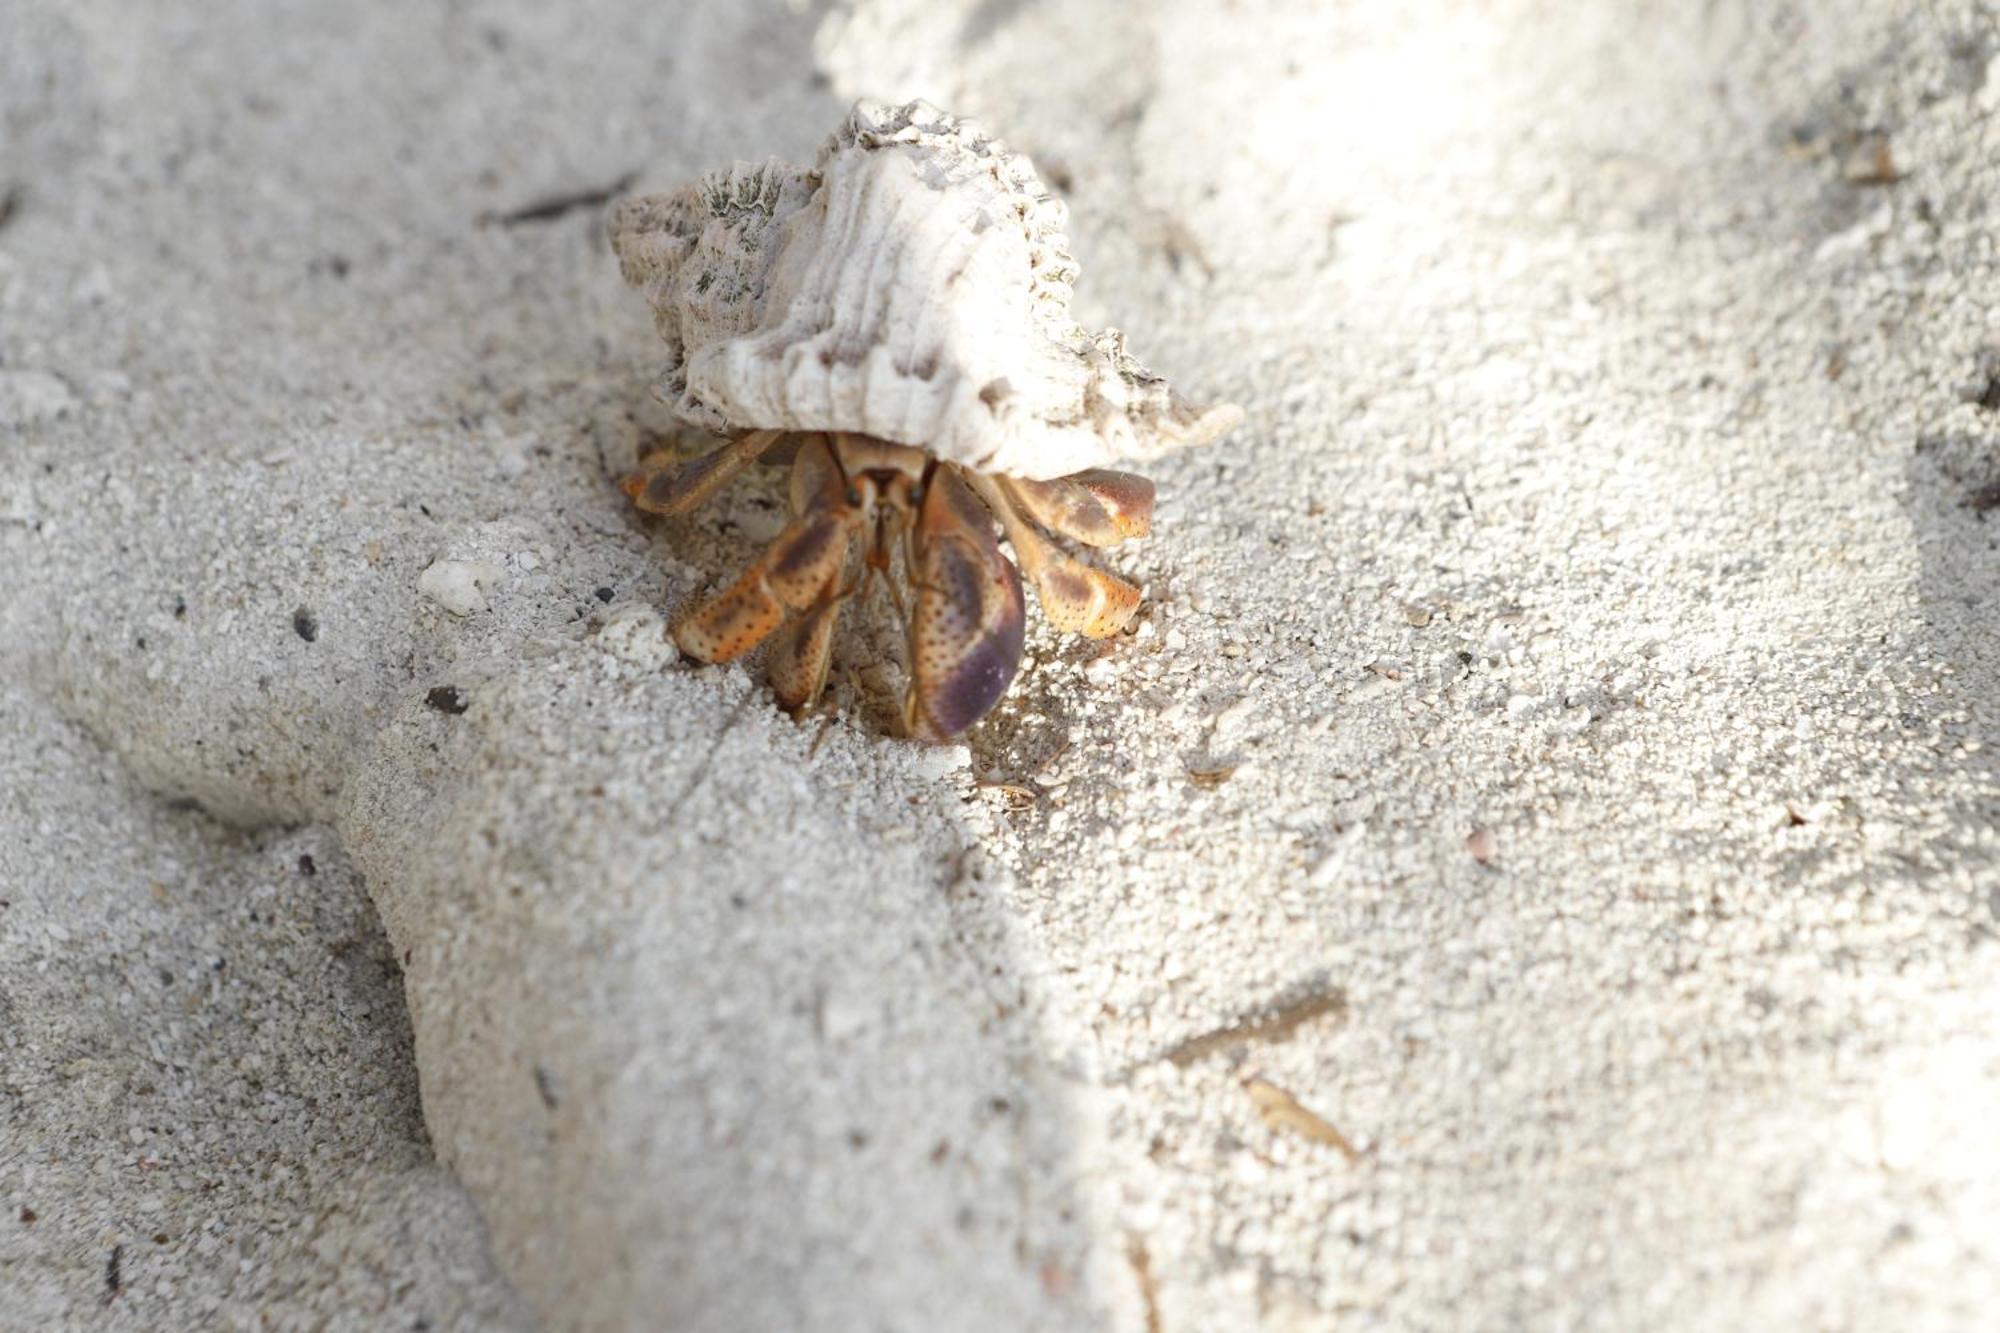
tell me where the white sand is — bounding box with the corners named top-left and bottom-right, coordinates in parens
top-left (4, 0), bottom-right (1997, 1328)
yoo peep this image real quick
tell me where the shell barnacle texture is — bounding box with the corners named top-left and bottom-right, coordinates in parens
top-left (611, 99), bottom-right (1240, 740)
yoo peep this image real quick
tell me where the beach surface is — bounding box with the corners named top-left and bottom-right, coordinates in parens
top-left (3, 1), bottom-right (1997, 1327)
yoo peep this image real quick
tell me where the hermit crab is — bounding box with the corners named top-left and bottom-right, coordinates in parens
top-left (610, 100), bottom-right (1240, 739)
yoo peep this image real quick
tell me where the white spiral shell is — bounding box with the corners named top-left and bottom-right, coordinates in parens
top-left (609, 99), bottom-right (1241, 481)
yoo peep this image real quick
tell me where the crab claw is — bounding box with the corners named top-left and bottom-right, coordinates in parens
top-left (965, 471), bottom-right (1143, 640)
top-left (904, 466), bottom-right (1026, 740)
top-left (1067, 469), bottom-right (1155, 539)
top-left (1022, 557), bottom-right (1141, 638)
top-left (1004, 469), bottom-right (1155, 547)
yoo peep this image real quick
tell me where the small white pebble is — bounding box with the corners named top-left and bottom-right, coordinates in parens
top-left (817, 988), bottom-right (872, 1042)
top-left (1214, 696), bottom-right (1256, 735)
top-left (418, 559), bottom-right (505, 616)
top-left (493, 435), bottom-right (533, 479)
top-left (595, 603), bottom-right (677, 670)
top-left (909, 744), bottom-right (971, 780)
top-left (734, 502), bottom-right (787, 543)
top-left (1349, 674), bottom-right (1394, 701)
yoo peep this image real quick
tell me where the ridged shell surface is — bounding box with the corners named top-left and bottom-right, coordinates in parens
top-left (610, 100), bottom-right (1241, 481)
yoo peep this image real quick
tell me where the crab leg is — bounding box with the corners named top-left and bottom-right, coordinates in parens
top-left (963, 470), bottom-right (1142, 639)
top-left (903, 465), bottom-right (1026, 741)
top-left (1002, 469), bottom-right (1155, 547)
top-left (766, 589), bottom-right (846, 713)
top-left (624, 428), bottom-right (784, 517)
top-left (672, 436), bottom-right (855, 663)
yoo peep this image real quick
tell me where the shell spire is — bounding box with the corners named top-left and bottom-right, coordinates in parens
top-left (610, 99), bottom-right (1241, 481)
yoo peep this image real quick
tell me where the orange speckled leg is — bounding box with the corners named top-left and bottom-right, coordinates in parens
top-left (964, 472), bottom-right (1142, 639)
top-left (672, 436), bottom-right (855, 664)
top-left (1002, 469), bottom-right (1155, 547)
top-left (766, 590), bottom-right (846, 714)
top-left (624, 429), bottom-right (783, 517)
